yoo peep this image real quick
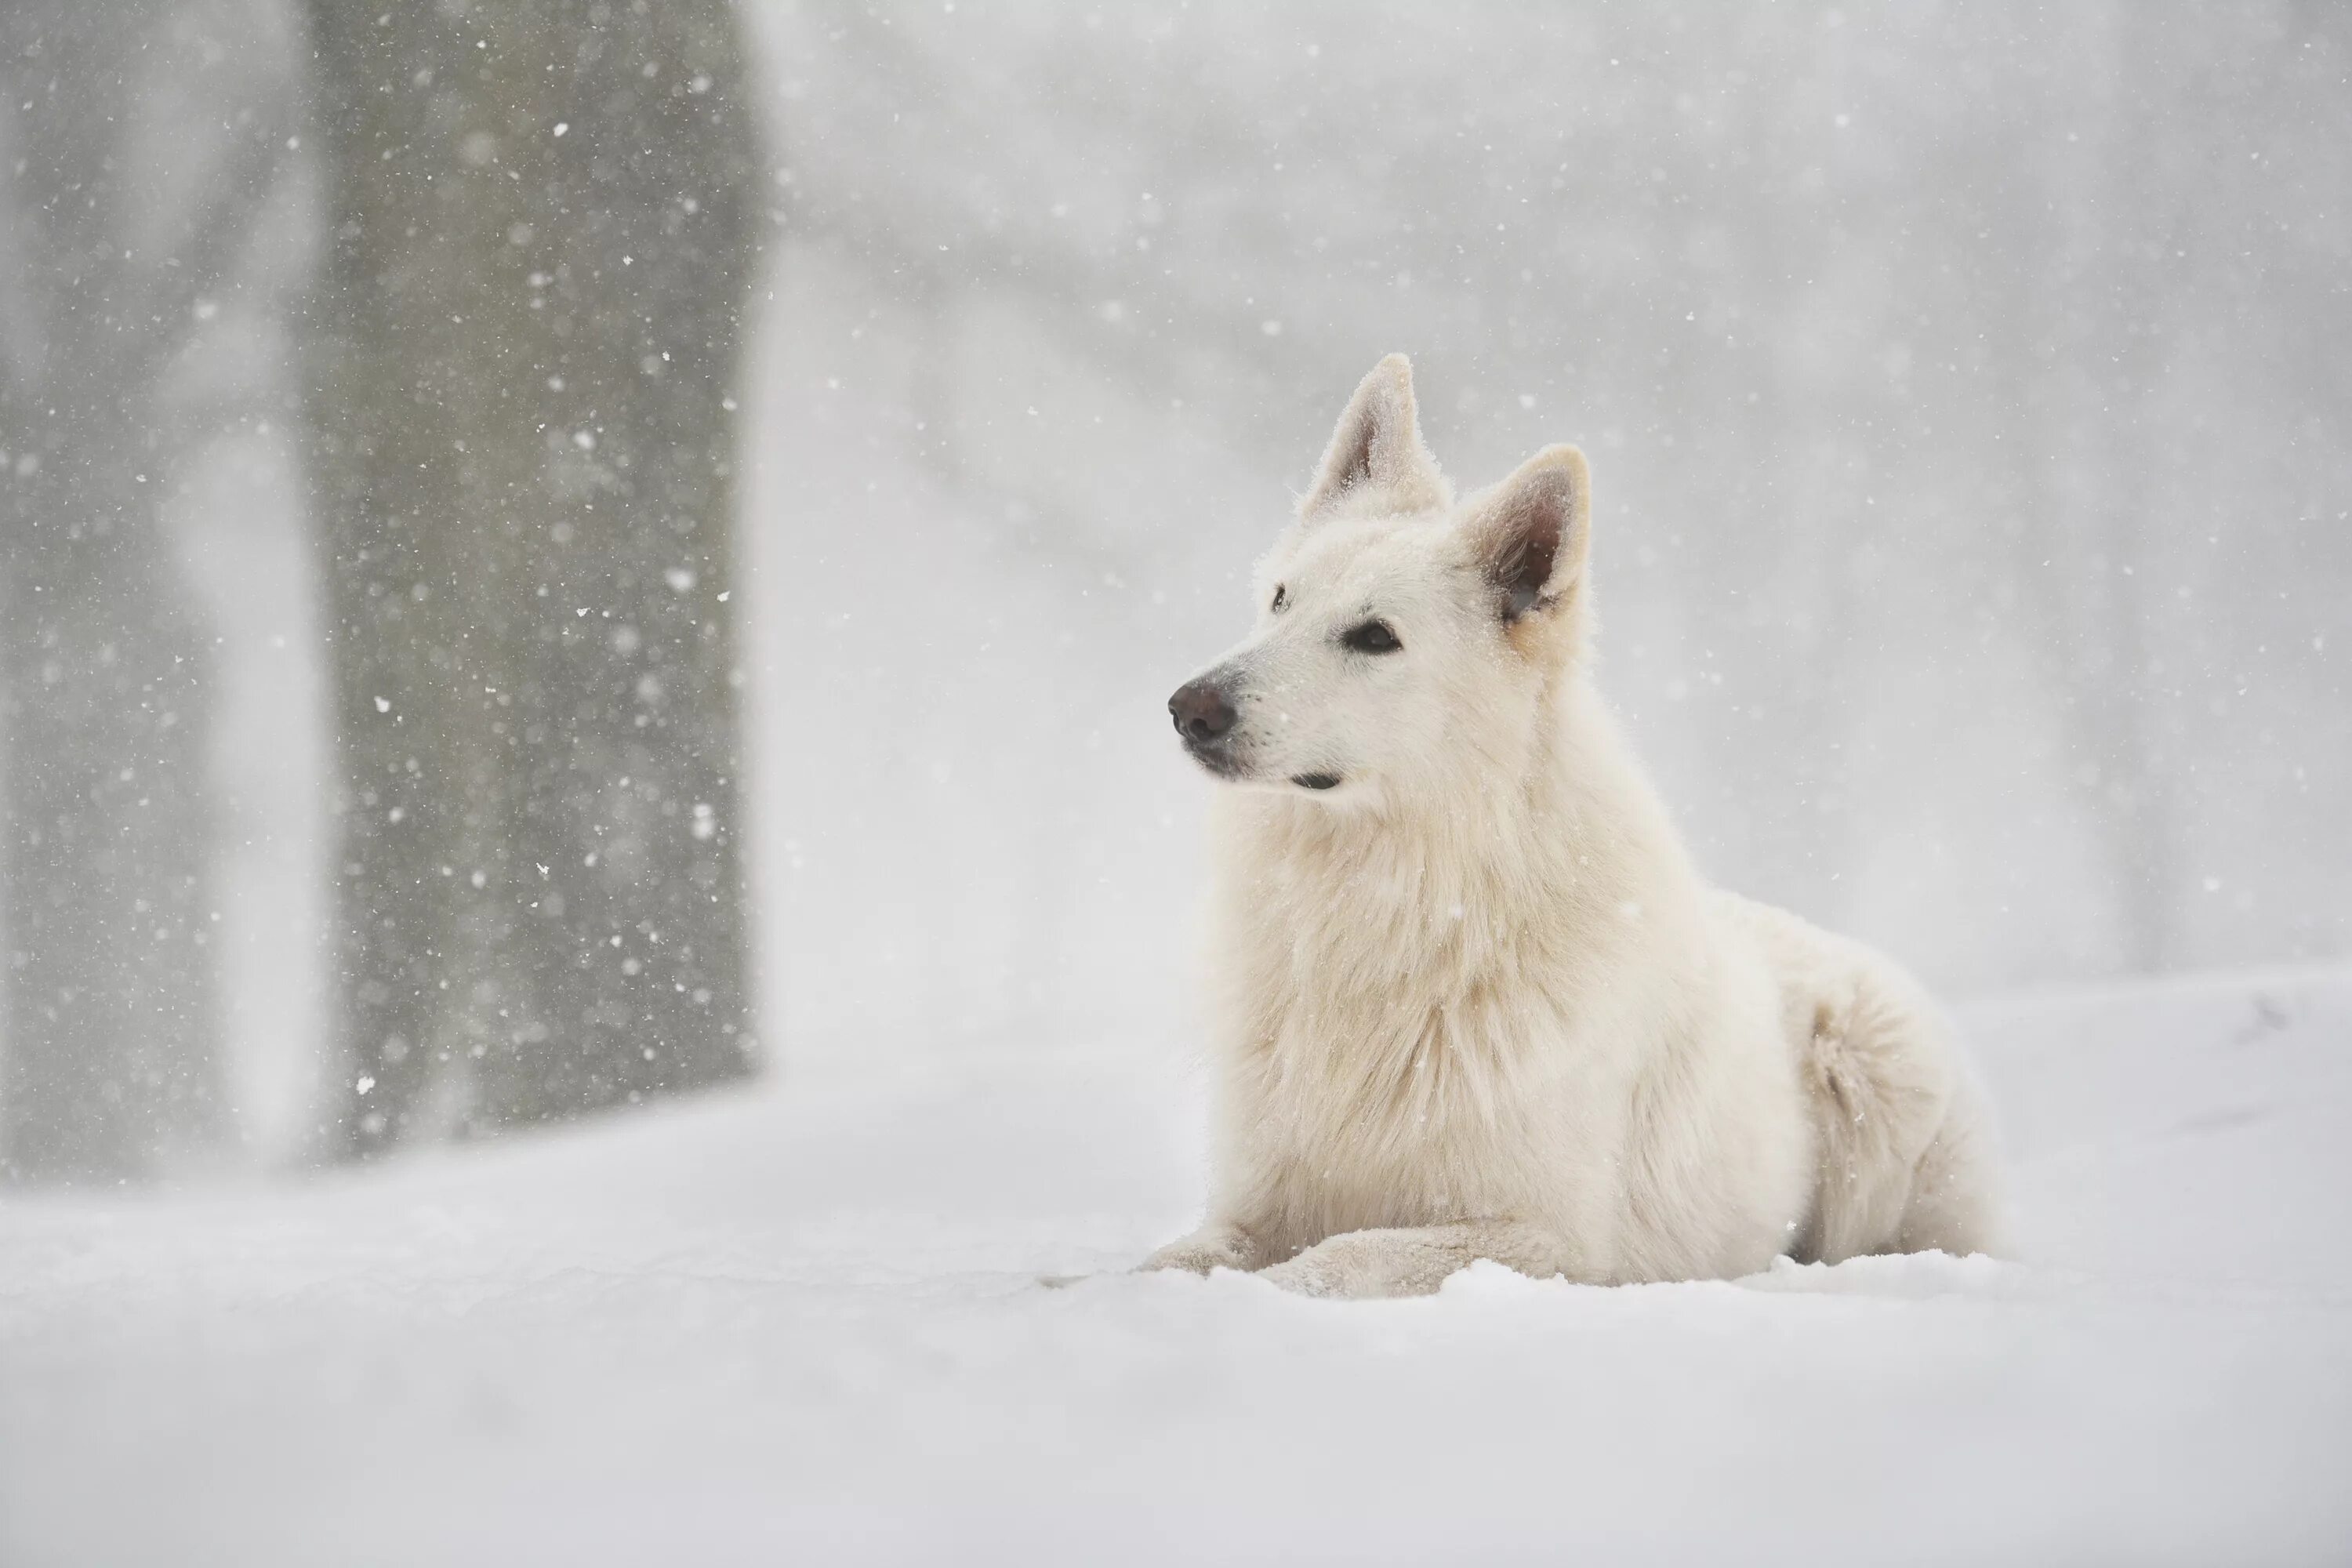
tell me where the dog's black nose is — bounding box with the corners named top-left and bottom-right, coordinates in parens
top-left (1169, 678), bottom-right (1238, 745)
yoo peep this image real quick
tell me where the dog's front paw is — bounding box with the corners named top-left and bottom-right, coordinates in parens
top-left (1256, 1250), bottom-right (1350, 1297)
top-left (1136, 1225), bottom-right (1261, 1276)
top-left (1260, 1240), bottom-right (1400, 1298)
top-left (1254, 1229), bottom-right (1451, 1299)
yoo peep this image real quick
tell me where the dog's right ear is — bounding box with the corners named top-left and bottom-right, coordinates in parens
top-left (1298, 354), bottom-right (1448, 521)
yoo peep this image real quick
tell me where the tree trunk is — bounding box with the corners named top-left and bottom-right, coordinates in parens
top-left (300, 0), bottom-right (765, 1154)
top-left (0, 2), bottom-right (231, 1181)
top-left (0, 416), bottom-right (227, 1180)
top-left (2027, 5), bottom-right (2180, 974)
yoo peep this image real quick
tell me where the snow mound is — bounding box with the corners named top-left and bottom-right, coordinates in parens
top-left (4, 970), bottom-right (2348, 1565)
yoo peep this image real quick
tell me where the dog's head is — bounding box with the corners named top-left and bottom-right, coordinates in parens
top-left (1170, 354), bottom-right (1592, 809)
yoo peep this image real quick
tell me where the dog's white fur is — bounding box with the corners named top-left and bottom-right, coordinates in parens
top-left (1143, 355), bottom-right (2001, 1298)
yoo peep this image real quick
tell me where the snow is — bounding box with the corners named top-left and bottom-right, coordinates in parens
top-left (5, 969), bottom-right (2350, 1565)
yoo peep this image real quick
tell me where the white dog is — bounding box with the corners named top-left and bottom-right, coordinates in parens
top-left (1144, 355), bottom-right (2001, 1298)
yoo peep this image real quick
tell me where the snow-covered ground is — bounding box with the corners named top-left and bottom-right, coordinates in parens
top-left (4, 970), bottom-right (2348, 1566)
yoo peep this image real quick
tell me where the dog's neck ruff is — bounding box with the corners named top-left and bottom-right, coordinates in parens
top-left (1217, 674), bottom-right (1684, 1013)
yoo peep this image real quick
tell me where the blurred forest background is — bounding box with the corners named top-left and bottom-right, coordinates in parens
top-left (0, 1), bottom-right (2346, 1181)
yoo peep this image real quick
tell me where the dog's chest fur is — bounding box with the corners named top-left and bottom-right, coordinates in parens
top-left (1207, 784), bottom-right (1665, 1255)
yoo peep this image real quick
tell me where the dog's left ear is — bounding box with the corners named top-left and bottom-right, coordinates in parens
top-left (1463, 445), bottom-right (1591, 622)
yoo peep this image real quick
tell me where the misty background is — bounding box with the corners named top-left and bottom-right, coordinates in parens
top-left (2, 1), bottom-right (2346, 1181)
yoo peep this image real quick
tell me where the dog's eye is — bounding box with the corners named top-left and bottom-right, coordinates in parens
top-left (1342, 619), bottom-right (1402, 655)
top-left (1271, 584), bottom-right (1287, 613)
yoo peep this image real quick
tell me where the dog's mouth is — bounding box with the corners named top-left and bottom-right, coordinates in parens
top-left (1182, 745), bottom-right (1343, 794)
top-left (1181, 737), bottom-right (1248, 779)
top-left (1179, 735), bottom-right (1343, 793)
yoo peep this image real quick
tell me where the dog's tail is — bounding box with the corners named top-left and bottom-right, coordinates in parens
top-left (1798, 972), bottom-right (2003, 1263)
